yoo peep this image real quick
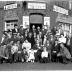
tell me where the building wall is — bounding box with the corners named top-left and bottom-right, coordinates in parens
top-left (0, 0), bottom-right (70, 42)
top-left (0, 8), bottom-right (4, 42)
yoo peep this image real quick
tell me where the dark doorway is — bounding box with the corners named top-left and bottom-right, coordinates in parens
top-left (30, 23), bottom-right (42, 30)
top-left (30, 13), bottom-right (43, 30)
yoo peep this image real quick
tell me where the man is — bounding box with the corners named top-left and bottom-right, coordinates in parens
top-left (41, 27), bottom-right (47, 45)
top-left (18, 25), bottom-right (25, 37)
top-left (12, 24), bottom-right (19, 34)
top-left (27, 32), bottom-right (35, 48)
top-left (51, 40), bottom-right (60, 62)
top-left (36, 26), bottom-right (41, 35)
top-left (31, 25), bottom-right (36, 34)
top-left (57, 43), bottom-right (72, 64)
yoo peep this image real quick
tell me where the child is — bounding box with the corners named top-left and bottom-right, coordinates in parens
top-left (11, 43), bottom-right (18, 63)
top-left (27, 49), bottom-right (37, 63)
top-left (17, 41), bottom-right (22, 62)
top-left (40, 47), bottom-right (49, 63)
top-left (21, 48), bottom-right (28, 62)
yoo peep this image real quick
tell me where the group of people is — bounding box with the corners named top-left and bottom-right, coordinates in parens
top-left (0, 24), bottom-right (72, 64)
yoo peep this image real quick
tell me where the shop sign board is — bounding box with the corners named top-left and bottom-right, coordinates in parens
top-left (44, 17), bottom-right (50, 27)
top-left (28, 2), bottom-right (46, 9)
top-left (4, 3), bottom-right (17, 10)
top-left (23, 16), bottom-right (29, 29)
top-left (53, 5), bottom-right (68, 15)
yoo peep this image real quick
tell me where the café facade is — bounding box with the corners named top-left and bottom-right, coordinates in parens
top-left (0, 0), bottom-right (72, 41)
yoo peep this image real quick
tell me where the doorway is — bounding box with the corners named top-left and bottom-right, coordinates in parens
top-left (30, 13), bottom-right (43, 30)
top-left (30, 23), bottom-right (42, 30)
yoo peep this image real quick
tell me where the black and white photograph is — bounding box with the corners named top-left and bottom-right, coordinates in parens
top-left (0, 0), bottom-right (72, 71)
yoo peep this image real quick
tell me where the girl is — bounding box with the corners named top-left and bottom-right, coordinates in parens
top-left (27, 49), bottom-right (37, 63)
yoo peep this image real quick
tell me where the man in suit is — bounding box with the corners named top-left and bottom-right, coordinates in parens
top-left (12, 24), bottom-right (19, 34)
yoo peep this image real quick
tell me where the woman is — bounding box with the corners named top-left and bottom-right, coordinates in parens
top-left (40, 47), bottom-right (49, 63)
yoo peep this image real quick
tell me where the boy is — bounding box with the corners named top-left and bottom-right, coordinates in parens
top-left (21, 48), bottom-right (28, 62)
top-left (11, 43), bottom-right (18, 63)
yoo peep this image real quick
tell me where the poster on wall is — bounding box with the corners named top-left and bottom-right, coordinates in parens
top-left (23, 16), bottom-right (29, 29)
top-left (44, 17), bottom-right (50, 28)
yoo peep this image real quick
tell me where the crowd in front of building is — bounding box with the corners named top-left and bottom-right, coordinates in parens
top-left (0, 24), bottom-right (72, 64)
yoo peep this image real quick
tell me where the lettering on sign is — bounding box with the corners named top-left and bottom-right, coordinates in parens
top-left (28, 3), bottom-right (46, 9)
top-left (4, 3), bottom-right (17, 10)
top-left (53, 5), bottom-right (68, 15)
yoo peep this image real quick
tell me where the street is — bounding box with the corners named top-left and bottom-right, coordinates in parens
top-left (0, 62), bottom-right (72, 71)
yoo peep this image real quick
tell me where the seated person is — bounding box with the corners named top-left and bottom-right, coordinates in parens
top-left (57, 43), bottom-right (72, 64)
top-left (21, 48), bottom-right (28, 62)
top-left (22, 39), bottom-right (31, 52)
top-left (35, 44), bottom-right (43, 62)
top-left (40, 47), bottom-right (49, 63)
top-left (0, 45), bottom-right (8, 63)
top-left (17, 41), bottom-right (22, 62)
top-left (11, 43), bottom-right (18, 63)
top-left (51, 40), bottom-right (60, 62)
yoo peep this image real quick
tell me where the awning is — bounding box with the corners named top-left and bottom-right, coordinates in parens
top-left (56, 14), bottom-right (72, 24)
top-left (56, 17), bottom-right (72, 24)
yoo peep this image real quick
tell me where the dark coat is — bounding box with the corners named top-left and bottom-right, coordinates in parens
top-left (12, 28), bottom-right (19, 34)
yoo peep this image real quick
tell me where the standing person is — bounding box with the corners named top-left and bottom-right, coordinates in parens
top-left (66, 35), bottom-right (71, 53)
top-left (46, 40), bottom-right (52, 61)
top-left (31, 25), bottom-right (36, 34)
top-left (43, 35), bottom-right (47, 47)
top-left (70, 35), bottom-right (72, 57)
top-left (51, 27), bottom-right (57, 36)
top-left (49, 34), bottom-right (55, 48)
top-left (1, 32), bottom-right (7, 45)
top-left (41, 27), bottom-right (47, 45)
top-left (6, 41), bottom-right (14, 63)
top-left (27, 49), bottom-right (37, 63)
top-left (12, 24), bottom-right (19, 35)
top-left (27, 32), bottom-right (35, 48)
top-left (18, 26), bottom-right (25, 37)
top-left (36, 26), bottom-right (41, 35)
